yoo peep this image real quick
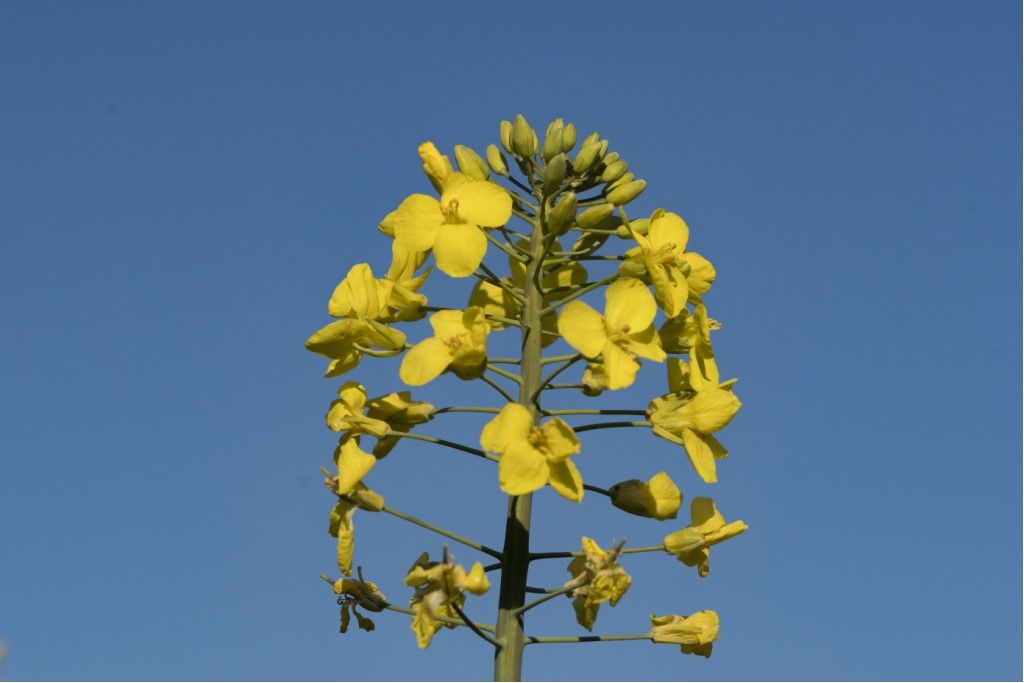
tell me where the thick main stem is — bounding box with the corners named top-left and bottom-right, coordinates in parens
top-left (493, 197), bottom-right (546, 682)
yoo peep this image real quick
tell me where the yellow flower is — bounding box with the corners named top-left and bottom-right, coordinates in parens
top-left (404, 552), bottom-right (490, 649)
top-left (391, 172), bottom-right (512, 277)
top-left (626, 209), bottom-right (691, 318)
top-left (400, 307), bottom-right (490, 385)
top-left (557, 278), bottom-right (666, 390)
top-left (480, 403), bottom-right (584, 501)
top-left (418, 141), bottom-right (453, 191)
top-left (305, 263), bottom-right (407, 377)
top-left (647, 357), bottom-right (741, 483)
top-left (328, 482), bottom-right (385, 576)
top-left (326, 383), bottom-right (435, 457)
top-left (365, 390), bottom-right (436, 457)
top-left (649, 611), bottom-right (720, 657)
top-left (332, 436), bottom-right (377, 496)
top-left (564, 537), bottom-right (631, 631)
top-left (663, 497), bottom-right (748, 577)
top-left (384, 242), bottom-right (431, 322)
top-left (609, 471), bottom-right (682, 520)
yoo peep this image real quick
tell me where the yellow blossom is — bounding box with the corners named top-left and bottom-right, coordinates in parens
top-left (365, 390), bottom-right (436, 457)
top-left (557, 278), bottom-right (666, 390)
top-left (647, 357), bottom-right (741, 483)
top-left (663, 497), bottom-right (747, 577)
top-left (400, 307), bottom-right (490, 385)
top-left (327, 263), bottom-right (393, 321)
top-left (609, 471), bottom-right (682, 520)
top-left (390, 172), bottom-right (512, 277)
top-left (480, 403), bottom-right (584, 501)
top-left (405, 552), bottom-right (490, 649)
top-left (649, 611), bottom-right (720, 657)
top-left (384, 242), bottom-right (431, 321)
top-left (325, 382), bottom-right (390, 438)
top-left (328, 482), bottom-right (385, 576)
top-left (564, 538), bottom-right (632, 631)
top-left (626, 209), bottom-right (691, 317)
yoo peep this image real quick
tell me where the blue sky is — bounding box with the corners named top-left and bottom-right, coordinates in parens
top-left (0, 1), bottom-right (1020, 680)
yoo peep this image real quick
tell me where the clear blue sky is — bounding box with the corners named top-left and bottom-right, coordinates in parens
top-left (1, 1), bottom-right (1020, 680)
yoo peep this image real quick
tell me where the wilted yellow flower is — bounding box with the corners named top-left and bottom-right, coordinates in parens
top-left (328, 482), bottom-right (385, 576)
top-left (557, 278), bottom-right (666, 389)
top-left (649, 610), bottom-right (719, 657)
top-left (365, 391), bottom-right (436, 457)
top-left (564, 537), bottom-right (631, 631)
top-left (405, 552), bottom-right (491, 648)
top-left (663, 497), bottom-right (747, 577)
top-left (480, 403), bottom-right (584, 501)
top-left (400, 307), bottom-right (489, 385)
top-left (390, 172), bottom-right (512, 277)
top-left (332, 574), bottom-right (388, 635)
top-left (332, 436), bottom-right (377, 496)
top-left (325, 382), bottom-right (389, 438)
top-left (647, 357), bottom-right (741, 483)
top-left (581, 362), bottom-right (609, 396)
top-left (609, 471), bottom-right (682, 520)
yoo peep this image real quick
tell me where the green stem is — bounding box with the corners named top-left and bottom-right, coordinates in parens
top-left (451, 600), bottom-right (505, 647)
top-left (382, 603), bottom-right (497, 633)
top-left (486, 231), bottom-right (529, 263)
top-left (480, 374), bottom-right (518, 403)
top-left (540, 354), bottom-right (579, 365)
top-left (434, 406), bottom-right (502, 415)
top-left (582, 483), bottom-right (611, 497)
top-left (573, 420), bottom-right (651, 434)
top-left (528, 545), bottom-right (663, 561)
top-left (487, 364), bottom-right (523, 384)
top-left (525, 633), bottom-right (651, 645)
top-left (541, 408), bottom-right (646, 416)
top-left (381, 504), bottom-right (503, 559)
top-left (476, 265), bottom-right (526, 304)
top-left (539, 274), bottom-right (618, 316)
top-left (488, 357), bottom-right (523, 365)
top-left (385, 430), bottom-right (499, 463)
top-left (512, 580), bottom-right (582, 615)
top-left (534, 354), bottom-right (583, 399)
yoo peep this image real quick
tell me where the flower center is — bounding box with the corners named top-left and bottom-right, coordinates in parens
top-left (442, 334), bottom-right (464, 353)
top-left (607, 323), bottom-right (631, 343)
top-left (527, 426), bottom-right (552, 458)
top-left (441, 198), bottom-right (464, 223)
top-left (649, 242), bottom-right (680, 266)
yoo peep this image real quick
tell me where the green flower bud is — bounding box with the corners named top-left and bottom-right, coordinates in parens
top-left (486, 144), bottom-right (508, 176)
top-left (615, 214), bottom-right (648, 238)
top-left (542, 153), bottom-right (567, 197)
top-left (606, 179), bottom-right (647, 205)
top-left (602, 151), bottom-right (620, 166)
top-left (547, 191), bottom-right (577, 236)
top-left (607, 171), bottom-right (635, 192)
top-left (581, 131), bottom-right (600, 147)
top-left (454, 144), bottom-right (489, 180)
top-left (574, 139), bottom-right (603, 175)
top-left (561, 122), bottom-right (577, 152)
top-left (542, 119), bottom-right (564, 162)
top-left (576, 203), bottom-right (615, 229)
top-left (512, 114), bottom-right (537, 158)
top-left (600, 159), bottom-right (629, 183)
top-left (499, 120), bottom-right (513, 153)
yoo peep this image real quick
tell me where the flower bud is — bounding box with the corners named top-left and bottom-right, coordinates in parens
top-left (499, 120), bottom-right (513, 153)
top-left (541, 119), bottom-right (564, 162)
top-left (417, 141), bottom-right (452, 192)
top-left (606, 171), bottom-right (635, 192)
top-left (663, 528), bottom-right (706, 555)
top-left (378, 209), bottom-right (398, 237)
top-left (576, 203), bottom-right (615, 229)
top-left (574, 139), bottom-right (602, 175)
top-left (609, 471), bottom-right (681, 520)
top-left (486, 144), bottom-right (509, 176)
top-left (602, 151), bottom-right (620, 166)
top-left (542, 153), bottom-right (567, 196)
top-left (606, 179), bottom-right (647, 205)
top-left (512, 114), bottom-right (537, 158)
top-left (615, 214), bottom-right (648, 238)
top-left (547, 191), bottom-right (577, 236)
top-left (454, 144), bottom-right (489, 180)
top-left (600, 159), bottom-right (629, 183)
top-left (561, 122), bottom-right (577, 152)
top-left (581, 131), bottom-right (600, 147)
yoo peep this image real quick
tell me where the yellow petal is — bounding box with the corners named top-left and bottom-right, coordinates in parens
top-left (392, 194), bottom-right (443, 253)
top-left (648, 471), bottom-right (682, 520)
top-left (683, 252), bottom-right (716, 296)
top-left (649, 264), bottom-right (689, 318)
top-left (428, 309), bottom-right (466, 338)
top-left (627, 324), bottom-right (667, 362)
top-left (681, 388), bottom-right (742, 434)
top-left (706, 520), bottom-right (749, 546)
top-left (418, 141), bottom-right (452, 190)
top-left (433, 223), bottom-right (487, 278)
top-left (337, 517), bottom-right (355, 576)
top-left (305, 319), bottom-right (360, 358)
top-left (399, 337), bottom-right (452, 386)
top-left (603, 341), bottom-right (640, 390)
top-left (681, 428), bottom-right (718, 484)
top-left (442, 177), bottom-right (512, 227)
top-left (604, 278), bottom-right (657, 333)
top-left (498, 440), bottom-right (550, 495)
top-left (647, 210), bottom-right (689, 254)
top-left (540, 418), bottom-right (580, 460)
top-left (480, 403), bottom-right (533, 453)
top-left (547, 458), bottom-right (584, 502)
top-left (411, 600), bottom-right (440, 649)
top-left (458, 562), bottom-right (491, 595)
top-left (557, 301), bottom-right (608, 358)
top-left (468, 280), bottom-right (518, 328)
top-left (335, 438), bottom-right (376, 495)
top-left (572, 594), bottom-right (599, 632)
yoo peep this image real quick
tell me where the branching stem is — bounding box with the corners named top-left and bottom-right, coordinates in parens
top-left (385, 429), bottom-right (499, 464)
top-left (380, 504), bottom-right (503, 559)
